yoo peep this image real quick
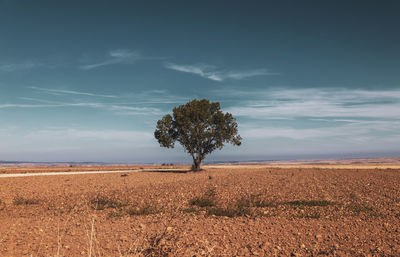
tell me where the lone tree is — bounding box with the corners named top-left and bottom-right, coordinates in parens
top-left (154, 99), bottom-right (242, 171)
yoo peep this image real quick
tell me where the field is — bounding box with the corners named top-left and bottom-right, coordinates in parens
top-left (0, 165), bottom-right (399, 256)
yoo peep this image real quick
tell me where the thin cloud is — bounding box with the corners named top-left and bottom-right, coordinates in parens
top-left (164, 62), bottom-right (273, 81)
top-left (24, 128), bottom-right (154, 142)
top-left (27, 87), bottom-right (188, 105)
top-left (80, 49), bottom-right (144, 70)
top-left (0, 103), bottom-right (57, 109)
top-left (29, 86), bottom-right (117, 98)
top-left (215, 87), bottom-right (400, 154)
top-left (220, 88), bottom-right (400, 119)
top-left (240, 123), bottom-right (375, 140)
top-left (103, 104), bottom-right (160, 115)
top-left (239, 117), bottom-right (400, 144)
top-left (4, 98), bottom-right (160, 115)
top-left (0, 61), bottom-right (43, 72)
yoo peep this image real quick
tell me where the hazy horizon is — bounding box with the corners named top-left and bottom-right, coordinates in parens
top-left (1, 0), bottom-right (399, 163)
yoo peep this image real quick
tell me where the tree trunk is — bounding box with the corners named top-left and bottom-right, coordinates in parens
top-left (197, 152), bottom-right (201, 171)
top-left (191, 154), bottom-right (202, 171)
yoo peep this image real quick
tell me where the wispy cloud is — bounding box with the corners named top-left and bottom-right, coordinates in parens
top-left (121, 89), bottom-right (190, 105)
top-left (164, 62), bottom-right (273, 81)
top-left (80, 49), bottom-right (145, 70)
top-left (24, 128), bottom-right (154, 142)
top-left (0, 103), bottom-right (57, 109)
top-left (3, 98), bottom-right (160, 115)
top-left (29, 86), bottom-right (117, 98)
top-left (213, 87), bottom-right (400, 152)
top-left (239, 121), bottom-right (397, 140)
top-left (220, 88), bottom-right (400, 119)
top-left (27, 86), bottom-right (188, 105)
top-left (0, 61), bottom-right (43, 72)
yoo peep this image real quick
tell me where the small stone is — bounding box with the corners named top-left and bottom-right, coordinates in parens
top-left (239, 248), bottom-right (250, 255)
top-left (301, 244), bottom-right (306, 249)
top-left (120, 235), bottom-right (129, 241)
top-left (166, 226), bottom-right (173, 232)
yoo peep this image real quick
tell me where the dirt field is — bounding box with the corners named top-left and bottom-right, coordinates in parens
top-left (0, 165), bottom-right (399, 256)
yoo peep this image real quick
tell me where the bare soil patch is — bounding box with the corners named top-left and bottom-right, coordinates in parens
top-left (0, 165), bottom-right (399, 256)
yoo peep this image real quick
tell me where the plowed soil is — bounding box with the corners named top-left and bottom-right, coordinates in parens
top-left (0, 165), bottom-right (399, 256)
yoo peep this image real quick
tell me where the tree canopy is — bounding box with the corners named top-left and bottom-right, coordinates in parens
top-left (154, 99), bottom-right (242, 171)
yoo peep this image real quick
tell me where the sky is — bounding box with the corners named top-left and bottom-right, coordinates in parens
top-left (0, 0), bottom-right (399, 163)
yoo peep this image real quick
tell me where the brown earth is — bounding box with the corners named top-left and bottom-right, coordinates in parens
top-left (0, 165), bottom-right (399, 256)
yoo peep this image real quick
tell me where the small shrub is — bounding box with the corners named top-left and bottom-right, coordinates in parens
top-left (285, 200), bottom-right (335, 207)
top-left (108, 209), bottom-right (124, 218)
top-left (182, 207), bottom-right (200, 215)
top-left (189, 197), bottom-right (215, 207)
top-left (207, 196), bottom-right (254, 218)
top-left (89, 195), bottom-right (127, 210)
top-left (207, 205), bottom-right (251, 218)
top-left (298, 211), bottom-right (321, 219)
top-left (127, 204), bottom-right (158, 216)
top-left (236, 194), bottom-right (276, 208)
top-left (189, 188), bottom-right (216, 207)
top-left (347, 204), bottom-right (373, 213)
top-left (349, 192), bottom-right (357, 200)
top-left (207, 207), bottom-right (237, 217)
top-left (13, 195), bottom-right (40, 205)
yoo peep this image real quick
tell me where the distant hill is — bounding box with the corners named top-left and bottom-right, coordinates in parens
top-left (1, 157), bottom-right (400, 167)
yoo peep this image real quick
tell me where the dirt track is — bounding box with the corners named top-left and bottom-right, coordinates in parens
top-left (0, 165), bottom-right (399, 256)
top-left (0, 168), bottom-right (187, 178)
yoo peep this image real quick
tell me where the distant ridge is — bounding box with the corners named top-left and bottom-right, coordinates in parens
top-left (1, 157), bottom-right (400, 167)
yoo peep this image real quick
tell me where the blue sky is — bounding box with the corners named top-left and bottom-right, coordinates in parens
top-left (1, 0), bottom-right (399, 162)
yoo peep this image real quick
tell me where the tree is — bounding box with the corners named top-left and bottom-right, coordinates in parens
top-left (154, 99), bottom-right (242, 171)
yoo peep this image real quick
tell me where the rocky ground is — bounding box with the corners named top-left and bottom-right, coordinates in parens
top-left (0, 165), bottom-right (399, 256)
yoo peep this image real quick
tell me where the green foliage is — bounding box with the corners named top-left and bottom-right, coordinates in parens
top-left (154, 99), bottom-right (241, 171)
